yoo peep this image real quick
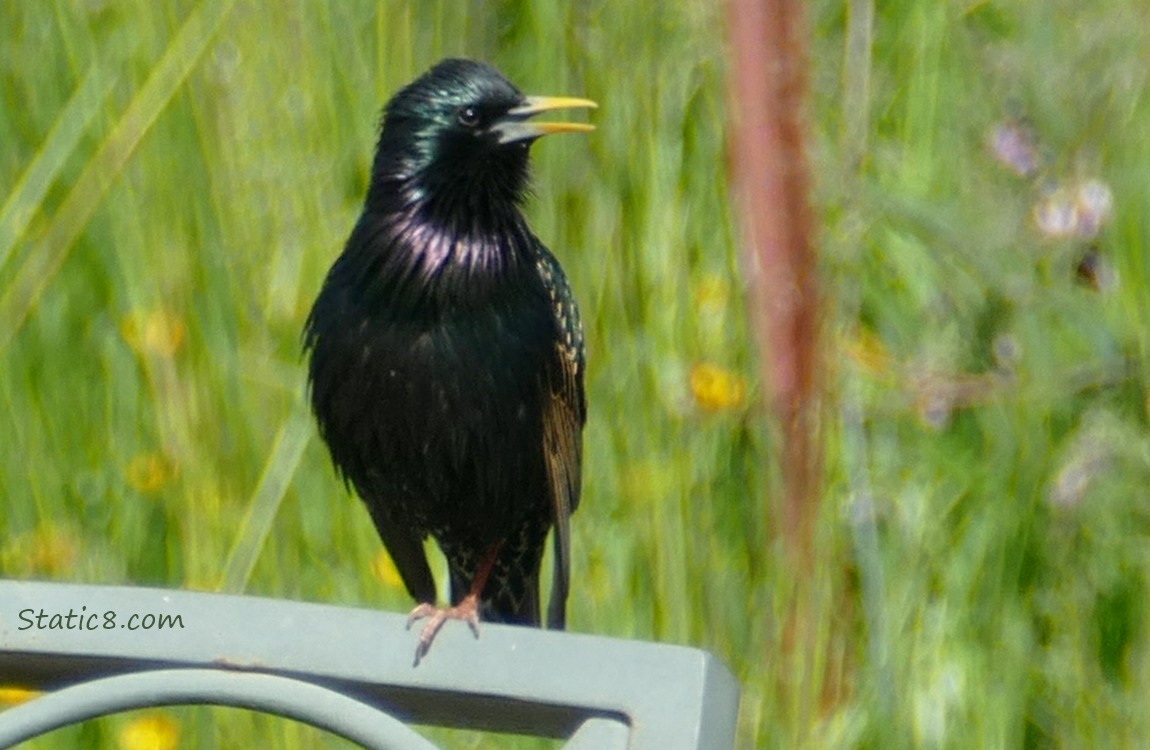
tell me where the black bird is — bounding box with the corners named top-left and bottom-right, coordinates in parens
top-left (303, 59), bottom-right (591, 664)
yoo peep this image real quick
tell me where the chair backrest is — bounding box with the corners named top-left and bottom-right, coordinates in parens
top-left (0, 579), bottom-right (740, 749)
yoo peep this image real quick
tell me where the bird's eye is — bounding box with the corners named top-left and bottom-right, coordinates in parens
top-left (457, 106), bottom-right (480, 127)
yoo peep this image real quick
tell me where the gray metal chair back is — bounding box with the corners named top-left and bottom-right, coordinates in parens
top-left (0, 580), bottom-right (739, 749)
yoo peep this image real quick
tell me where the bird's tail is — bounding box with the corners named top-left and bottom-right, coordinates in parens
top-left (449, 552), bottom-right (543, 627)
top-left (546, 515), bottom-right (570, 629)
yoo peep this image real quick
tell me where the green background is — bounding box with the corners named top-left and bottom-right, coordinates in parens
top-left (2, 1), bottom-right (1149, 747)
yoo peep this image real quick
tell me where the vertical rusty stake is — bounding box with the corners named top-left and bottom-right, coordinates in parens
top-left (727, 0), bottom-right (826, 733)
top-left (727, 0), bottom-right (820, 572)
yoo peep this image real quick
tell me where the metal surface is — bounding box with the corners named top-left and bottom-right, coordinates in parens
top-left (0, 668), bottom-right (437, 750)
top-left (0, 579), bottom-right (739, 748)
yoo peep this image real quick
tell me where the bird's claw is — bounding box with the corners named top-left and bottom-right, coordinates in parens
top-left (405, 603), bottom-right (439, 630)
top-left (406, 595), bottom-right (482, 666)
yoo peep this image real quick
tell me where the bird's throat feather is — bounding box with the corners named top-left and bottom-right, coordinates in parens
top-left (351, 194), bottom-right (536, 316)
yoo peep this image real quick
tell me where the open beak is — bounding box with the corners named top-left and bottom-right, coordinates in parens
top-left (493, 95), bottom-right (597, 144)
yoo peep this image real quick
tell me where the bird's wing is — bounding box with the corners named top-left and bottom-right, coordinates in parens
top-left (536, 243), bottom-right (586, 630)
top-left (542, 377), bottom-right (581, 629)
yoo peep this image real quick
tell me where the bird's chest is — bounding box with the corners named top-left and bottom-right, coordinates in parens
top-left (376, 305), bottom-right (550, 432)
top-left (327, 291), bottom-right (556, 525)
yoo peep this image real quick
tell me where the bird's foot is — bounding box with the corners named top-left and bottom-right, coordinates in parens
top-left (406, 593), bottom-right (481, 666)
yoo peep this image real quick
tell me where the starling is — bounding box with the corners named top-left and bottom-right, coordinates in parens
top-left (304, 59), bottom-right (591, 665)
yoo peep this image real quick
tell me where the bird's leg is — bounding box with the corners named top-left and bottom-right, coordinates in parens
top-left (406, 541), bottom-right (503, 666)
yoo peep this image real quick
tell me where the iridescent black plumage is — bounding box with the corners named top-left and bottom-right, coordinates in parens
top-left (304, 59), bottom-right (588, 657)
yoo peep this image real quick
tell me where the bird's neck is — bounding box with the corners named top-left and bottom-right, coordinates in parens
top-left (350, 179), bottom-right (537, 314)
top-left (366, 138), bottom-right (533, 237)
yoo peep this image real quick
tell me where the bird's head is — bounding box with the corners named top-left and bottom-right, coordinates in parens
top-left (368, 59), bottom-right (595, 232)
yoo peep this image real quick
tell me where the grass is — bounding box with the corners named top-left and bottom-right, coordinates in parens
top-left (2, 0), bottom-right (1150, 747)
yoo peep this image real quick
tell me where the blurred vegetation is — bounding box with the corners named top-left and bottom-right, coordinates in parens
top-left (2, 0), bottom-right (1149, 747)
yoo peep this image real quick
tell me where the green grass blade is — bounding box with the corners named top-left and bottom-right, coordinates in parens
top-left (0, 67), bottom-right (117, 274)
top-left (0, 0), bottom-right (237, 353)
top-left (218, 406), bottom-right (313, 595)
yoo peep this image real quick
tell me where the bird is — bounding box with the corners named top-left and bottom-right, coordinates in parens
top-left (303, 58), bottom-right (592, 665)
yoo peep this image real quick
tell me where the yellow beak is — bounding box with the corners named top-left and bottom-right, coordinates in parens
top-left (494, 95), bottom-right (597, 144)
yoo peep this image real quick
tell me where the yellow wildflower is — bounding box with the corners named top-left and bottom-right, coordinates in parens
top-left (842, 328), bottom-right (892, 377)
top-left (371, 550), bottom-right (405, 590)
top-left (694, 274), bottom-right (731, 312)
top-left (121, 310), bottom-right (186, 357)
top-left (1, 527), bottom-right (78, 576)
top-left (0, 686), bottom-right (40, 706)
top-left (32, 528), bottom-right (78, 575)
top-left (118, 713), bottom-right (180, 750)
top-left (690, 363), bottom-right (747, 412)
top-left (126, 453), bottom-right (177, 494)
